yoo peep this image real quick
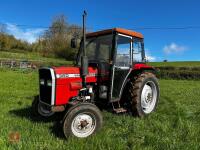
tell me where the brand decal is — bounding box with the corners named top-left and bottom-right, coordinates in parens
top-left (56, 73), bottom-right (97, 79)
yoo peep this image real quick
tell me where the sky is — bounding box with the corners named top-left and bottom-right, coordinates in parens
top-left (0, 0), bottom-right (200, 62)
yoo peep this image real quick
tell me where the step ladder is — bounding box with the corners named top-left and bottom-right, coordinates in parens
top-left (112, 101), bottom-right (127, 114)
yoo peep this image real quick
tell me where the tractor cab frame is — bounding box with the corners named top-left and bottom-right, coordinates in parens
top-left (76, 28), bottom-right (147, 102)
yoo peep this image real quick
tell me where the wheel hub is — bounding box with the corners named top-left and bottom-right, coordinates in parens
top-left (145, 91), bottom-right (153, 103)
top-left (71, 113), bottom-right (96, 138)
top-left (80, 120), bottom-right (89, 128)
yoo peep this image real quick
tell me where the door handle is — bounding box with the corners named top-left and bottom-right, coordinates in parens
top-left (114, 66), bottom-right (130, 70)
top-left (114, 66), bottom-right (122, 70)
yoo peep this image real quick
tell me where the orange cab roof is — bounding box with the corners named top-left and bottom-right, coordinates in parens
top-left (86, 28), bottom-right (143, 39)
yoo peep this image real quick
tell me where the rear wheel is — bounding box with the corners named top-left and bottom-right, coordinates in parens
top-left (129, 72), bottom-right (159, 117)
top-left (62, 103), bottom-right (103, 138)
top-left (32, 95), bottom-right (55, 117)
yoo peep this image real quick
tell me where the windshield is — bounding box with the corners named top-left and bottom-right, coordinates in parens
top-left (76, 34), bottom-right (144, 66)
top-left (77, 35), bottom-right (113, 65)
top-left (115, 35), bottom-right (145, 66)
top-left (133, 37), bottom-right (145, 62)
top-left (116, 35), bottom-right (132, 67)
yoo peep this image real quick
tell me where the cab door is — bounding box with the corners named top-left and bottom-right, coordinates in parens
top-left (110, 34), bottom-right (132, 102)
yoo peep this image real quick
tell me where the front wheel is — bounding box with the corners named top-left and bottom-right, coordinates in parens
top-left (62, 103), bottom-right (103, 138)
top-left (129, 72), bottom-right (160, 117)
top-left (32, 95), bottom-right (55, 117)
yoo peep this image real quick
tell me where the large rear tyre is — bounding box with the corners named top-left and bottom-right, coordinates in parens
top-left (129, 72), bottom-right (159, 117)
top-left (32, 95), bottom-right (55, 117)
top-left (62, 103), bottom-right (103, 138)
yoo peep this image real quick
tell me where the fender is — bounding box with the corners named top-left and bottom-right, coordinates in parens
top-left (117, 63), bottom-right (157, 101)
top-left (132, 63), bottom-right (156, 71)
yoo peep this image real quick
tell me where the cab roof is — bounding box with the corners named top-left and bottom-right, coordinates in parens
top-left (86, 28), bottom-right (143, 39)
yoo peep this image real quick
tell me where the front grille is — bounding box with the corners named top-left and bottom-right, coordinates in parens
top-left (39, 68), bottom-right (54, 105)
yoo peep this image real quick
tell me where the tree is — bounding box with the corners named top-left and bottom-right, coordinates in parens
top-left (68, 24), bottom-right (82, 39)
top-left (163, 59), bottom-right (168, 62)
top-left (0, 23), bottom-right (6, 34)
top-left (41, 15), bottom-right (82, 60)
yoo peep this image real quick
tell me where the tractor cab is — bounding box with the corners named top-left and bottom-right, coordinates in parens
top-left (76, 28), bottom-right (147, 102)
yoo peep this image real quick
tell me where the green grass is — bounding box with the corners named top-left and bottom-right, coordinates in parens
top-left (149, 61), bottom-right (200, 67)
top-left (0, 51), bottom-right (73, 66)
top-left (1, 70), bottom-right (200, 149)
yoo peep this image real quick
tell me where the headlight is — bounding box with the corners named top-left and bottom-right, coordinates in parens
top-left (40, 79), bottom-right (45, 85)
top-left (47, 80), bottom-right (52, 86)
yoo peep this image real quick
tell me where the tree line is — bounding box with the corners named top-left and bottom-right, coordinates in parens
top-left (0, 24), bottom-right (31, 51)
top-left (0, 15), bottom-right (82, 60)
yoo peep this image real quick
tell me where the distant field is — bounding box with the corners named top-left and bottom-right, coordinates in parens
top-left (149, 61), bottom-right (200, 67)
top-left (0, 51), bottom-right (73, 66)
top-left (2, 51), bottom-right (200, 68)
top-left (1, 69), bottom-right (200, 149)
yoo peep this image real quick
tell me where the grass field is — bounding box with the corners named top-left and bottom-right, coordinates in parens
top-left (1, 69), bottom-right (200, 150)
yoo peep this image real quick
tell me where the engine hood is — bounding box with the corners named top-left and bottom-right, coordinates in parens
top-left (52, 66), bottom-right (98, 79)
top-left (39, 66), bottom-right (98, 106)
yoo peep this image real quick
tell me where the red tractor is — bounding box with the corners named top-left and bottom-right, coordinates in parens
top-left (32, 12), bottom-right (159, 138)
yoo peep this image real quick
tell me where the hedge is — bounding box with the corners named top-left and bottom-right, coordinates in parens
top-left (156, 66), bottom-right (200, 80)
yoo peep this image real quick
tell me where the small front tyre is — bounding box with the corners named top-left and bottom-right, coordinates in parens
top-left (32, 95), bottom-right (55, 118)
top-left (62, 103), bottom-right (103, 138)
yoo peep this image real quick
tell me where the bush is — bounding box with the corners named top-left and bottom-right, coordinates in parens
top-left (157, 69), bottom-right (200, 80)
top-left (191, 67), bottom-right (200, 71)
top-left (179, 67), bottom-right (191, 71)
top-left (157, 66), bottom-right (176, 70)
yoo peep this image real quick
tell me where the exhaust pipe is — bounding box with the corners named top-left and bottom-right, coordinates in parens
top-left (81, 10), bottom-right (88, 88)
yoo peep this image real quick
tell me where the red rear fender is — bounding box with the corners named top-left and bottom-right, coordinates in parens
top-left (133, 63), bottom-right (155, 70)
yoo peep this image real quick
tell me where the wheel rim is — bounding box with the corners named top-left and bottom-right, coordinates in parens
top-left (71, 113), bottom-right (96, 138)
top-left (141, 81), bottom-right (157, 114)
top-left (38, 102), bottom-right (54, 117)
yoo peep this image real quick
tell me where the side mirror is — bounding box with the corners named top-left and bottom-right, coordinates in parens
top-left (71, 38), bottom-right (77, 48)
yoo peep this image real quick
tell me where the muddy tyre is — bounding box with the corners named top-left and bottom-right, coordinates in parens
top-left (63, 103), bottom-right (103, 138)
top-left (129, 72), bottom-right (159, 117)
top-left (32, 95), bottom-right (55, 117)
